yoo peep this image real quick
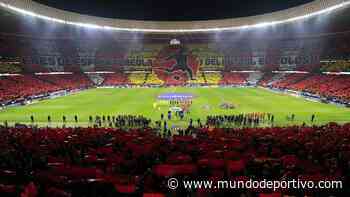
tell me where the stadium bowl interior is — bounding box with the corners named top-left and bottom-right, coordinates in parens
top-left (0, 0), bottom-right (350, 196)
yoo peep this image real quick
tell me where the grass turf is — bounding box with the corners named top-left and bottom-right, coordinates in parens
top-left (0, 87), bottom-right (349, 127)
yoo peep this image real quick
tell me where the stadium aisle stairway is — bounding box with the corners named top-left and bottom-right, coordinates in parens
top-left (87, 74), bottom-right (104, 86)
top-left (258, 73), bottom-right (286, 87)
top-left (247, 72), bottom-right (263, 84)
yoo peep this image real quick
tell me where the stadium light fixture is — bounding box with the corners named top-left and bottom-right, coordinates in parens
top-left (84, 71), bottom-right (116, 74)
top-left (272, 71), bottom-right (309, 74)
top-left (230, 71), bottom-right (261, 73)
top-left (0, 1), bottom-right (350, 33)
top-left (203, 71), bottom-right (222, 73)
top-left (35, 72), bottom-right (73, 75)
top-left (0, 73), bottom-right (22, 76)
top-left (323, 72), bottom-right (350, 75)
top-left (1, 3), bottom-right (66, 24)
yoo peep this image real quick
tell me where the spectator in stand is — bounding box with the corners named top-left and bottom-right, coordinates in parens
top-left (0, 123), bottom-right (349, 196)
top-left (0, 74), bottom-right (92, 104)
top-left (263, 73), bottom-right (350, 104)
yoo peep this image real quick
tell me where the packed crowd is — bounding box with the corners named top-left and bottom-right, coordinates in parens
top-left (37, 74), bottom-right (92, 90)
top-left (188, 72), bottom-right (206, 85)
top-left (128, 73), bottom-right (147, 85)
top-left (163, 75), bottom-right (187, 86)
top-left (265, 73), bottom-right (350, 103)
top-left (203, 72), bottom-right (222, 85)
top-left (0, 123), bottom-right (349, 196)
top-left (1, 71), bottom-right (350, 105)
top-left (102, 73), bottom-right (129, 86)
top-left (258, 73), bottom-right (275, 87)
top-left (0, 74), bottom-right (92, 104)
top-left (0, 75), bottom-right (60, 103)
top-left (220, 73), bottom-right (249, 86)
top-left (145, 73), bottom-right (164, 85)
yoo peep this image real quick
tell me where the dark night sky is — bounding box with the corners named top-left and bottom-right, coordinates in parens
top-left (34, 0), bottom-right (314, 21)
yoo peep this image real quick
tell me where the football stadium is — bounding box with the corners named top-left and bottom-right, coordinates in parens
top-left (0, 0), bottom-right (350, 196)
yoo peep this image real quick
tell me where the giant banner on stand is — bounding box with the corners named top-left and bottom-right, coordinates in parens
top-left (5, 37), bottom-right (323, 73)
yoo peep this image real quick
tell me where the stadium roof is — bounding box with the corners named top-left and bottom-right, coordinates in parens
top-left (0, 0), bottom-right (350, 33)
top-left (33, 0), bottom-right (314, 21)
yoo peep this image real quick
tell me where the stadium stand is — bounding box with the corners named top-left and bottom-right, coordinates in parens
top-left (145, 72), bottom-right (164, 85)
top-left (87, 74), bottom-right (104, 86)
top-left (261, 73), bottom-right (350, 103)
top-left (247, 72), bottom-right (263, 84)
top-left (188, 72), bottom-right (206, 85)
top-left (204, 72), bottom-right (222, 85)
top-left (163, 75), bottom-right (187, 86)
top-left (1, 1), bottom-right (350, 196)
top-left (258, 73), bottom-right (275, 87)
top-left (1, 71), bottom-right (350, 106)
top-left (321, 61), bottom-right (350, 72)
top-left (289, 74), bottom-right (350, 102)
top-left (0, 74), bottom-right (93, 104)
top-left (128, 73), bottom-right (147, 86)
top-left (102, 73), bottom-right (129, 86)
top-left (0, 75), bottom-right (60, 103)
top-left (0, 63), bottom-right (22, 73)
top-left (0, 123), bottom-right (348, 196)
top-left (269, 73), bottom-right (309, 90)
top-left (220, 73), bottom-right (249, 85)
top-left (37, 74), bottom-right (92, 90)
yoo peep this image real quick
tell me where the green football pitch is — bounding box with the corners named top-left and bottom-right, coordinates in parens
top-left (0, 87), bottom-right (349, 127)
